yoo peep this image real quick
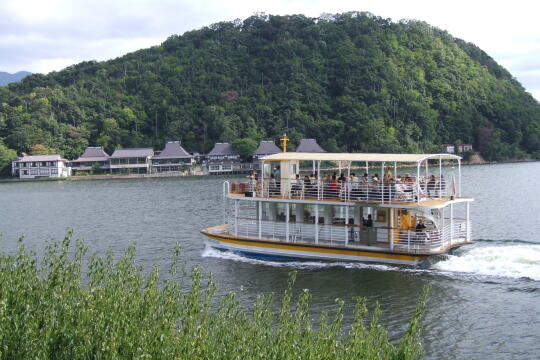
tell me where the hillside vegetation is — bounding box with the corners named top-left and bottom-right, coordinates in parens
top-left (0, 12), bottom-right (539, 172)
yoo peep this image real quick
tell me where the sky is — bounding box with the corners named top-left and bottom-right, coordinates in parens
top-left (1, 0), bottom-right (539, 101)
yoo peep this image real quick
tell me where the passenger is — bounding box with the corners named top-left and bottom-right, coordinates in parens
top-left (292, 174), bottom-right (302, 197)
top-left (416, 218), bottom-right (427, 242)
top-left (303, 175), bottom-right (311, 197)
top-left (363, 214), bottom-right (373, 227)
top-left (427, 175), bottom-right (437, 196)
top-left (330, 174), bottom-right (338, 199)
top-left (384, 169), bottom-right (393, 183)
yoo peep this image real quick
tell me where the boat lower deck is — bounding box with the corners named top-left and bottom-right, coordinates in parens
top-left (201, 224), bottom-right (470, 266)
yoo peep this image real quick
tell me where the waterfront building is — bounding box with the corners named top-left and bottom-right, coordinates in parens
top-left (152, 141), bottom-right (194, 173)
top-left (70, 147), bottom-right (110, 174)
top-left (296, 138), bottom-right (326, 153)
top-left (441, 144), bottom-right (456, 153)
top-left (109, 148), bottom-right (154, 174)
top-left (253, 141), bottom-right (281, 171)
top-left (456, 144), bottom-right (473, 153)
top-left (12, 154), bottom-right (71, 179)
top-left (207, 143), bottom-right (241, 174)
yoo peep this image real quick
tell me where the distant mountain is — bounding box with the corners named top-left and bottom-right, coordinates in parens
top-left (1, 12), bottom-right (539, 164)
top-left (0, 71), bottom-right (32, 86)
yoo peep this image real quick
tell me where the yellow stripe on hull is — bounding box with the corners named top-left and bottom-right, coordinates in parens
top-left (201, 228), bottom-right (426, 265)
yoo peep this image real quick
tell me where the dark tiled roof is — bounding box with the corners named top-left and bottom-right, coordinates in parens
top-left (254, 141), bottom-right (281, 156)
top-left (207, 143), bottom-right (238, 156)
top-left (296, 139), bottom-right (326, 153)
top-left (110, 148), bottom-right (154, 158)
top-left (152, 141), bottom-right (193, 159)
top-left (73, 147), bottom-right (109, 162)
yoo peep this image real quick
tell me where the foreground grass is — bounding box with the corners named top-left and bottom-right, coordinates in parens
top-left (0, 233), bottom-right (428, 359)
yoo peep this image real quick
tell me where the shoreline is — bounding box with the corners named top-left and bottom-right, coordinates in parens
top-left (1, 158), bottom-right (538, 184)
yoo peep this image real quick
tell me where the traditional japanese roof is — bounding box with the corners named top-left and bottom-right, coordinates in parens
top-left (152, 141), bottom-right (193, 159)
top-left (110, 148), bottom-right (154, 158)
top-left (296, 139), bottom-right (326, 153)
top-left (207, 143), bottom-right (238, 156)
top-left (261, 152), bottom-right (461, 163)
top-left (14, 154), bottom-right (66, 162)
top-left (72, 147), bottom-right (110, 162)
top-left (254, 141), bottom-right (281, 156)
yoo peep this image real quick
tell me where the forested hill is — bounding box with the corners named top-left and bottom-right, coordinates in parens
top-left (1, 12), bottom-right (539, 171)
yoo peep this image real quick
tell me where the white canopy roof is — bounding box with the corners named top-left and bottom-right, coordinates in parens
top-left (260, 152), bottom-right (461, 163)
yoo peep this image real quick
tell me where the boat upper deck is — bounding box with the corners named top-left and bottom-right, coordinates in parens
top-left (228, 151), bottom-right (471, 207)
top-left (227, 178), bottom-right (471, 207)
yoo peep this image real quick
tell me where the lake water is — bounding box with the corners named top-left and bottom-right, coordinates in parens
top-left (1, 162), bottom-right (540, 359)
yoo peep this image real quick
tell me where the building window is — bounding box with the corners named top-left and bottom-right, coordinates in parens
top-left (51, 169), bottom-right (58, 175)
top-left (209, 165), bottom-right (220, 171)
top-left (30, 169), bottom-right (38, 175)
top-left (222, 164), bottom-right (232, 170)
top-left (39, 169), bottom-right (49, 176)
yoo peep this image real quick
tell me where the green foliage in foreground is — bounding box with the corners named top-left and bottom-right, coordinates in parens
top-left (0, 233), bottom-right (428, 359)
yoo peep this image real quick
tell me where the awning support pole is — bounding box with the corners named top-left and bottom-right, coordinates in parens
top-left (439, 156), bottom-right (442, 199)
top-left (416, 162), bottom-right (421, 204)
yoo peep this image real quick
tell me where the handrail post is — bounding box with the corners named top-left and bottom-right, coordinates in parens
top-left (258, 201), bottom-right (262, 239)
top-left (315, 204), bottom-right (319, 244)
top-left (285, 203), bottom-right (290, 242)
top-left (234, 199), bottom-right (238, 236)
top-left (345, 206), bottom-right (349, 246)
top-left (381, 161), bottom-right (385, 204)
top-left (438, 156), bottom-right (442, 199)
top-left (390, 209), bottom-right (394, 250)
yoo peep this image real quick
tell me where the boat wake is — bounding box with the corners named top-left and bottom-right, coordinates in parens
top-left (433, 242), bottom-right (540, 281)
top-left (203, 242), bottom-right (540, 282)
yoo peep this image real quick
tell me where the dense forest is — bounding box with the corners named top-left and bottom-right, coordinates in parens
top-left (1, 12), bottom-right (539, 173)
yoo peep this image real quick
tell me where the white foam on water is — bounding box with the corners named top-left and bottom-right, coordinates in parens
top-left (433, 244), bottom-right (540, 281)
top-left (201, 246), bottom-right (397, 272)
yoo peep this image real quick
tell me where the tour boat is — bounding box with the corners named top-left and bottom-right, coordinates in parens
top-left (201, 148), bottom-right (473, 266)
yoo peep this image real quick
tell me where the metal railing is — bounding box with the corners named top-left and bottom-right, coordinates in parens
top-left (229, 177), bottom-right (451, 203)
top-left (226, 216), bottom-right (469, 253)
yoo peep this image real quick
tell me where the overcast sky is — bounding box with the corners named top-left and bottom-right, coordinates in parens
top-left (1, 0), bottom-right (539, 101)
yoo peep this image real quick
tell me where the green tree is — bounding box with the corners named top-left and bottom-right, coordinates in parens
top-left (0, 141), bottom-right (17, 175)
top-left (232, 138), bottom-right (258, 161)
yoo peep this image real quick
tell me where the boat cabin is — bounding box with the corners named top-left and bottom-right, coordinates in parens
top-left (222, 152), bottom-right (472, 256)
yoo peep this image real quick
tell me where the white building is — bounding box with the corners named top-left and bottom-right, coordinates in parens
top-left (12, 154), bottom-right (71, 179)
top-left (207, 143), bottom-right (241, 174)
top-left (441, 144), bottom-right (456, 153)
top-left (152, 141), bottom-right (194, 173)
top-left (109, 148), bottom-right (154, 174)
top-left (70, 147), bottom-right (110, 174)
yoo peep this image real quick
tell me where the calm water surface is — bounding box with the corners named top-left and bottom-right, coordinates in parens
top-left (1, 162), bottom-right (540, 359)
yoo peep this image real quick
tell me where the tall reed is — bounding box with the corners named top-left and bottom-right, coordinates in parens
top-left (0, 232), bottom-right (428, 359)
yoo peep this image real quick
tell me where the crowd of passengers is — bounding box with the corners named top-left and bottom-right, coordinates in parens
top-left (247, 168), bottom-right (447, 201)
